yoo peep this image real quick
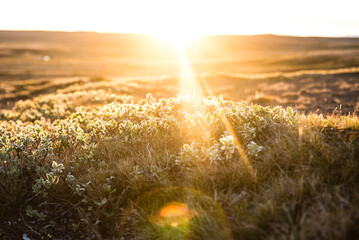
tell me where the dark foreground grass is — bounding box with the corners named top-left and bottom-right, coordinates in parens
top-left (0, 90), bottom-right (359, 239)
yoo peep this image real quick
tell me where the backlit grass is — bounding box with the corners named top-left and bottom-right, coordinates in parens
top-left (0, 87), bottom-right (358, 239)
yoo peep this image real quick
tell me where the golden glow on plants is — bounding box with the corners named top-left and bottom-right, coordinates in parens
top-left (174, 40), bottom-right (256, 179)
top-left (2, 78), bottom-right (359, 238)
top-left (174, 42), bottom-right (256, 179)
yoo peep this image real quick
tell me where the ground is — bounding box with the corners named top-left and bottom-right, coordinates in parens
top-left (0, 32), bottom-right (359, 239)
top-left (1, 31), bottom-right (359, 114)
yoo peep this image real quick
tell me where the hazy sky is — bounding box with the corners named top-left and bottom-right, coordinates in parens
top-left (1, 0), bottom-right (359, 37)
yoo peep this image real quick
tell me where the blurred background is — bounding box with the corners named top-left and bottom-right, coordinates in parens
top-left (1, 0), bottom-right (359, 114)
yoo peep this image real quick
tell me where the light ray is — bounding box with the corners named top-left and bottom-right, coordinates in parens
top-left (199, 76), bottom-right (256, 179)
top-left (177, 45), bottom-right (256, 180)
top-left (177, 44), bottom-right (202, 95)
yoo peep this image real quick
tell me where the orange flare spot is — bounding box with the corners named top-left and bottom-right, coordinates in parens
top-left (149, 202), bottom-right (197, 227)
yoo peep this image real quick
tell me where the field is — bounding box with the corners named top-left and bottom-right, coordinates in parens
top-left (0, 31), bottom-right (359, 239)
top-left (1, 31), bottom-right (359, 114)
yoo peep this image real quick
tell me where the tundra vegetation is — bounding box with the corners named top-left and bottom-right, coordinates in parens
top-left (0, 79), bottom-right (358, 239)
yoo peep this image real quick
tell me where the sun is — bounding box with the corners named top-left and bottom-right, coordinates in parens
top-left (154, 30), bottom-right (201, 47)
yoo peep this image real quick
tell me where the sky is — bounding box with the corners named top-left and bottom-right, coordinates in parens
top-left (1, 0), bottom-right (359, 37)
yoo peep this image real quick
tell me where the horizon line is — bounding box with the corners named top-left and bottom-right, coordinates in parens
top-left (1, 29), bottom-right (358, 39)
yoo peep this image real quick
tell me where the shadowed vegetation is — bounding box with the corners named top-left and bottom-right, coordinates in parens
top-left (1, 82), bottom-right (358, 238)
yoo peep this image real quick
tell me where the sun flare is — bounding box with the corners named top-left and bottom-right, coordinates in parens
top-left (154, 31), bottom-right (201, 47)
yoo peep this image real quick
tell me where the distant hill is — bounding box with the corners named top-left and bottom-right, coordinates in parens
top-left (1, 30), bottom-right (359, 77)
top-left (1, 30), bottom-right (359, 57)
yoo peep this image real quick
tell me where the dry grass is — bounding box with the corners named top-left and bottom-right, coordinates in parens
top-left (1, 32), bottom-right (359, 239)
top-left (0, 80), bottom-right (358, 239)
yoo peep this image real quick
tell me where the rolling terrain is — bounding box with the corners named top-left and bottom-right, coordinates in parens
top-left (0, 31), bottom-right (359, 239)
top-left (1, 31), bottom-right (359, 114)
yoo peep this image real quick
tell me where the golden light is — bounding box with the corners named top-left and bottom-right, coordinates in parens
top-left (149, 202), bottom-right (198, 227)
top-left (121, 187), bottom-right (232, 239)
top-left (2, 0), bottom-right (359, 37)
top-left (177, 45), bottom-right (203, 95)
top-left (172, 38), bottom-right (256, 179)
top-left (158, 20), bottom-right (255, 179)
top-left (154, 31), bottom-right (201, 47)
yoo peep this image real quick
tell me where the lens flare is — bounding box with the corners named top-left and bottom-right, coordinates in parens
top-left (120, 187), bottom-right (232, 239)
top-left (149, 202), bottom-right (198, 227)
